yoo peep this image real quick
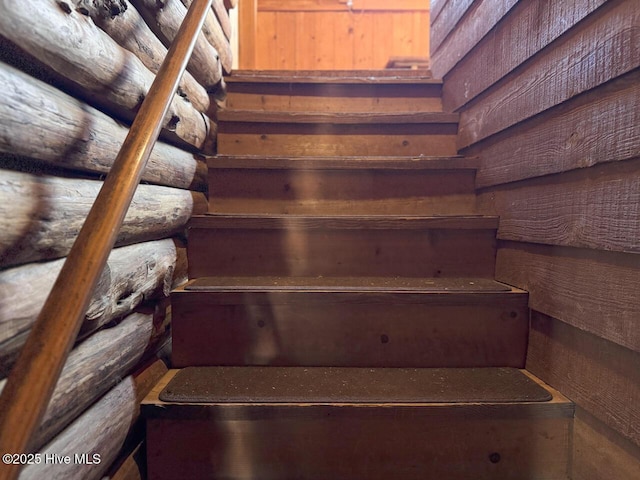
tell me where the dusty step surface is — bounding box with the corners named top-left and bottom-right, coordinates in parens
top-left (216, 111), bottom-right (458, 157)
top-left (187, 214), bottom-right (498, 278)
top-left (172, 276), bottom-right (528, 368)
top-left (227, 69), bottom-right (440, 84)
top-left (208, 155), bottom-right (478, 215)
top-left (143, 368), bottom-right (573, 480)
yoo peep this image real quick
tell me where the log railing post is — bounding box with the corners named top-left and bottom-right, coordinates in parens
top-left (0, 1), bottom-right (212, 478)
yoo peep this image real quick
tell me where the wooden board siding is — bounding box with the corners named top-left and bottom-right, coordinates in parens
top-left (431, 0), bottom-right (640, 475)
top-left (527, 312), bottom-right (640, 447)
top-left (243, 0), bottom-right (429, 70)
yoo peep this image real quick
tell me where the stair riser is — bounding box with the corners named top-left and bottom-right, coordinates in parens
top-left (147, 408), bottom-right (570, 480)
top-left (209, 168), bottom-right (477, 215)
top-left (217, 123), bottom-right (458, 157)
top-left (187, 228), bottom-right (497, 278)
top-left (172, 292), bottom-right (528, 368)
top-left (225, 83), bottom-right (443, 113)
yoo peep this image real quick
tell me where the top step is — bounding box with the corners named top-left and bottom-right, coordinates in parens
top-left (227, 70), bottom-right (441, 84)
top-left (224, 70), bottom-right (444, 114)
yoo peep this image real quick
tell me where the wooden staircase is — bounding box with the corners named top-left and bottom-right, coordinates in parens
top-left (143, 71), bottom-right (574, 479)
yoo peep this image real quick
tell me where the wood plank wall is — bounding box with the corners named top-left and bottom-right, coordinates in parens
top-left (241, 0), bottom-right (429, 69)
top-left (430, 0), bottom-right (640, 477)
top-left (0, 0), bottom-right (233, 477)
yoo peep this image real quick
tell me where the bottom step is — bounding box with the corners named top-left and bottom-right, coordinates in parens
top-left (143, 367), bottom-right (573, 480)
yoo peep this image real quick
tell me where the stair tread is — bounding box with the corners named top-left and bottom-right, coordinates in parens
top-left (157, 367), bottom-right (551, 404)
top-left (208, 154), bottom-right (478, 170)
top-left (218, 110), bottom-right (459, 124)
top-left (184, 276), bottom-right (517, 293)
top-left (190, 214), bottom-right (499, 229)
top-left (228, 70), bottom-right (441, 84)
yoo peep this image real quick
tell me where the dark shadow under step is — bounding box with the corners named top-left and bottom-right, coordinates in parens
top-left (159, 366), bottom-right (551, 404)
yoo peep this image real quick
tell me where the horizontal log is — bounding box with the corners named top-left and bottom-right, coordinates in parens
top-left (0, 312), bottom-right (163, 450)
top-left (430, 0), bottom-right (518, 78)
top-left (131, 0), bottom-right (229, 83)
top-left (442, 0), bottom-right (608, 111)
top-left (74, 0), bottom-right (210, 114)
top-left (527, 311), bottom-right (640, 448)
top-left (181, 0), bottom-right (233, 72)
top-left (0, 0), bottom-right (212, 151)
top-left (21, 360), bottom-right (166, 480)
top-left (496, 241), bottom-right (640, 353)
top-left (0, 239), bottom-right (186, 375)
top-left (480, 158), bottom-right (640, 253)
top-left (473, 69), bottom-right (640, 188)
top-left (457, 0), bottom-right (640, 149)
top-left (212, 0), bottom-right (232, 40)
top-left (572, 408), bottom-right (640, 480)
top-left (0, 169), bottom-right (206, 267)
top-left (0, 63), bottom-right (207, 191)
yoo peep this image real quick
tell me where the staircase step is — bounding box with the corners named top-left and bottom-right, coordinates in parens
top-left (227, 70), bottom-right (441, 84)
top-left (171, 277), bottom-right (528, 368)
top-left (225, 79), bottom-right (443, 113)
top-left (187, 214), bottom-right (498, 278)
top-left (217, 111), bottom-right (458, 157)
top-left (208, 155), bottom-right (478, 215)
top-left (143, 368), bottom-right (573, 480)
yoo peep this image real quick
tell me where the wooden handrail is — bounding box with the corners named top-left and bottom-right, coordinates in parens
top-left (0, 1), bottom-right (212, 477)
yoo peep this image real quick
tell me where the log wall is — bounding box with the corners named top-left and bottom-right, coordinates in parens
top-left (431, 0), bottom-right (640, 477)
top-left (0, 0), bottom-right (233, 477)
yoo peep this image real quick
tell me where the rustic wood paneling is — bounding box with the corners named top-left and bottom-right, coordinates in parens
top-left (527, 312), bottom-right (640, 447)
top-left (572, 408), bottom-right (640, 480)
top-left (430, 0), bottom-right (474, 53)
top-left (481, 158), bottom-right (640, 253)
top-left (495, 242), bottom-right (640, 353)
top-left (430, 0), bottom-right (519, 79)
top-left (442, 0), bottom-right (607, 111)
top-left (456, 0), bottom-right (640, 149)
top-left (258, 0), bottom-right (428, 12)
top-left (251, 1), bottom-right (429, 70)
top-left (473, 69), bottom-right (640, 188)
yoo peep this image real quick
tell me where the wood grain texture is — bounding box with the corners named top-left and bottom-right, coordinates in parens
top-left (131, 0), bottom-right (229, 82)
top-left (0, 0), bottom-right (211, 151)
top-left (225, 82), bottom-right (442, 114)
top-left (227, 70), bottom-right (440, 83)
top-left (430, 0), bottom-right (519, 78)
top-left (0, 63), bottom-right (207, 191)
top-left (238, 0), bottom-right (257, 68)
top-left (209, 167), bottom-right (476, 215)
top-left (457, 0), bottom-right (640, 149)
top-left (442, 0), bottom-right (607, 111)
top-left (0, 240), bottom-right (185, 375)
top-left (480, 158), bottom-right (640, 253)
top-left (212, 0), bottom-right (232, 40)
top-left (472, 69), bottom-right (640, 188)
top-left (527, 311), bottom-right (640, 447)
top-left (145, 370), bottom-right (571, 480)
top-left (22, 358), bottom-right (165, 480)
top-left (77, 0), bottom-right (210, 114)
top-left (258, 0), bottom-right (429, 12)
top-left (218, 110), bottom-right (458, 124)
top-left (0, 312), bottom-right (156, 450)
top-left (430, 0), bottom-right (474, 53)
top-left (172, 285), bottom-right (528, 368)
top-left (572, 408), bottom-right (640, 480)
top-left (495, 242), bottom-right (640, 353)
top-left (0, 170), bottom-right (206, 267)
top-left (188, 216), bottom-right (497, 278)
top-left (181, 0), bottom-right (233, 73)
top-left (218, 123), bottom-right (458, 157)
